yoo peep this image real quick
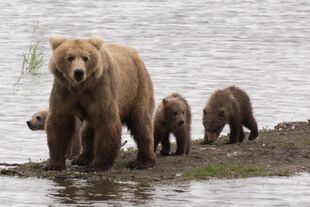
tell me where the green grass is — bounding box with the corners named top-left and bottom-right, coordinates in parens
top-left (185, 161), bottom-right (292, 179)
top-left (302, 137), bottom-right (310, 146)
top-left (14, 22), bottom-right (44, 94)
top-left (21, 41), bottom-right (43, 75)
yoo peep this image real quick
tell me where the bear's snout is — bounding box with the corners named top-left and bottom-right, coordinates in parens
top-left (178, 120), bottom-right (185, 126)
top-left (73, 69), bottom-right (85, 82)
top-left (26, 121), bottom-right (32, 129)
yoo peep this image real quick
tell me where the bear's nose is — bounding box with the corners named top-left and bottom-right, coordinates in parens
top-left (73, 69), bottom-right (84, 82)
top-left (26, 121), bottom-right (32, 129)
top-left (178, 120), bottom-right (185, 126)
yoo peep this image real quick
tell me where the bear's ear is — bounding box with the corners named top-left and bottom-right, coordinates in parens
top-left (203, 108), bottom-right (207, 115)
top-left (88, 36), bottom-right (104, 50)
top-left (163, 98), bottom-right (168, 105)
top-left (49, 34), bottom-right (66, 50)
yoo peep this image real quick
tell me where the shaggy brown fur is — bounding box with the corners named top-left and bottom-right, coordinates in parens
top-left (27, 110), bottom-right (81, 158)
top-left (46, 35), bottom-right (156, 171)
top-left (202, 86), bottom-right (258, 144)
top-left (154, 93), bottom-right (191, 155)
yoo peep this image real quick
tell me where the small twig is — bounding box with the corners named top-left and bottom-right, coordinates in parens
top-left (0, 169), bottom-right (24, 177)
top-left (121, 140), bottom-right (128, 148)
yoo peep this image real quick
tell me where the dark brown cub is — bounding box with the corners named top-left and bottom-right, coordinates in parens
top-left (154, 93), bottom-right (191, 155)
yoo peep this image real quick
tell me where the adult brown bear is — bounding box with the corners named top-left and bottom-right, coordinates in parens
top-left (45, 35), bottom-right (156, 171)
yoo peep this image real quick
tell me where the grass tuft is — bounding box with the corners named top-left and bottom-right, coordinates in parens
top-left (14, 22), bottom-right (44, 94)
top-left (185, 161), bottom-right (293, 179)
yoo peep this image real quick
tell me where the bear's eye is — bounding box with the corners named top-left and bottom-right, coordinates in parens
top-left (36, 116), bottom-right (41, 121)
top-left (174, 112), bottom-right (178, 116)
top-left (83, 56), bottom-right (88, 62)
top-left (182, 111), bottom-right (185, 115)
top-left (68, 56), bottom-right (75, 62)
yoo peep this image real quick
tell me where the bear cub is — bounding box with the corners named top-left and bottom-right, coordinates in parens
top-left (27, 110), bottom-right (81, 158)
top-left (154, 93), bottom-right (191, 155)
top-left (202, 86), bottom-right (258, 144)
top-left (26, 110), bottom-right (48, 131)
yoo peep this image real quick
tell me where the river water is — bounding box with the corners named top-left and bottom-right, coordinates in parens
top-left (0, 173), bottom-right (309, 206)
top-left (0, 0), bottom-right (310, 206)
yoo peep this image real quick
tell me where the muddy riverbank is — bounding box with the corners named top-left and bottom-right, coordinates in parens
top-left (1, 121), bottom-right (310, 184)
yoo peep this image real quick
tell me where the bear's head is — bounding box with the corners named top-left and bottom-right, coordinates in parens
top-left (162, 97), bottom-right (186, 131)
top-left (202, 107), bottom-right (228, 144)
top-left (26, 110), bottom-right (48, 131)
top-left (49, 35), bottom-right (104, 86)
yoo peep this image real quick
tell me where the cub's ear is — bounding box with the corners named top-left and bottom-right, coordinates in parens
top-left (88, 36), bottom-right (104, 50)
top-left (203, 108), bottom-right (207, 115)
top-left (162, 98), bottom-right (168, 105)
top-left (49, 34), bottom-right (66, 50)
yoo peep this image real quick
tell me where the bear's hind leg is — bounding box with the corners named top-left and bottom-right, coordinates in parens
top-left (244, 115), bottom-right (258, 140)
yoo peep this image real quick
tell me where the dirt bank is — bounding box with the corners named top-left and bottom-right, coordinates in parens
top-left (1, 121), bottom-right (310, 184)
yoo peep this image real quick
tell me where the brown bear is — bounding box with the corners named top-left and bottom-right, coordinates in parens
top-left (45, 35), bottom-right (156, 171)
top-left (26, 110), bottom-right (81, 158)
top-left (202, 86), bottom-right (258, 144)
top-left (26, 110), bottom-right (48, 131)
top-left (154, 93), bottom-right (191, 156)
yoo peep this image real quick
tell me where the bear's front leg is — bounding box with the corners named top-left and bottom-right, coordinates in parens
top-left (174, 129), bottom-right (186, 155)
top-left (228, 116), bottom-right (241, 144)
top-left (154, 124), bottom-right (170, 155)
top-left (89, 122), bottom-right (122, 171)
top-left (202, 128), bottom-right (211, 145)
top-left (45, 113), bottom-right (75, 170)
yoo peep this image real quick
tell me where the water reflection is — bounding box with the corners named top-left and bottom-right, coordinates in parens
top-left (1, 174), bottom-right (309, 206)
top-left (50, 178), bottom-right (155, 206)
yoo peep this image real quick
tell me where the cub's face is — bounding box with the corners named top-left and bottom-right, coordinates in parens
top-left (26, 110), bottom-right (48, 131)
top-left (49, 35), bottom-right (103, 85)
top-left (202, 108), bottom-right (227, 144)
top-left (163, 98), bottom-right (186, 131)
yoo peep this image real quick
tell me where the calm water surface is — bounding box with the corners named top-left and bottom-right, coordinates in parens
top-left (0, 0), bottom-right (309, 206)
top-left (0, 173), bottom-right (309, 206)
